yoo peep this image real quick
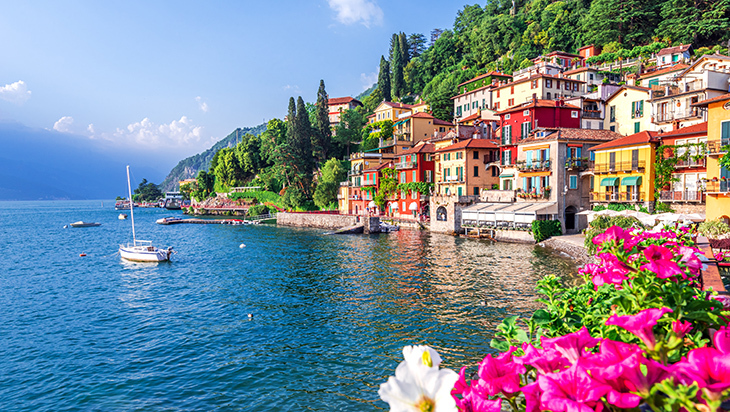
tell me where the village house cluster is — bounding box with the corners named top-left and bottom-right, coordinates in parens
top-left (331, 44), bottom-right (730, 235)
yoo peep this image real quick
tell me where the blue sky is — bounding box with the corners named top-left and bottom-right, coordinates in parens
top-left (0, 1), bottom-right (466, 172)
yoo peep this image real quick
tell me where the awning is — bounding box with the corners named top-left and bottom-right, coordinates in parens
top-left (499, 173), bottom-right (514, 178)
top-left (621, 176), bottom-right (642, 186)
top-left (600, 177), bottom-right (620, 186)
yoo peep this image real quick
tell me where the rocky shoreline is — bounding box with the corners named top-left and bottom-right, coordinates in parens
top-left (539, 236), bottom-right (596, 266)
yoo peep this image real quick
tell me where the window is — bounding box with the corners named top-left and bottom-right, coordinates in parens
top-left (531, 80), bottom-right (537, 89)
top-left (571, 111), bottom-right (579, 118)
top-left (556, 80), bottom-right (560, 89)
top-left (508, 98), bottom-right (515, 106)
top-left (474, 165), bottom-right (479, 176)
top-left (494, 102), bottom-right (500, 110)
top-left (502, 150), bottom-right (511, 165)
top-left (521, 122), bottom-right (531, 139)
top-left (474, 187), bottom-right (479, 196)
top-left (547, 92), bottom-right (551, 100)
top-left (426, 170), bottom-right (433, 182)
top-left (609, 105), bottom-right (616, 122)
top-left (482, 99), bottom-right (486, 108)
top-left (610, 125), bottom-right (616, 132)
top-left (412, 190), bottom-right (417, 199)
top-left (456, 106), bottom-right (462, 116)
top-left (510, 86), bottom-right (515, 94)
top-left (634, 122), bottom-right (640, 133)
top-left (565, 82), bottom-right (570, 90)
top-left (496, 89), bottom-right (500, 98)
top-left (503, 125), bottom-right (512, 145)
top-left (523, 110), bottom-right (530, 116)
top-left (569, 175), bottom-right (578, 189)
top-left (472, 101), bottom-right (478, 109)
top-left (412, 170), bottom-right (417, 182)
top-left (458, 187), bottom-right (463, 196)
top-left (577, 74), bottom-right (581, 81)
top-left (573, 83), bottom-right (579, 91)
top-left (589, 73), bottom-right (594, 81)
top-left (631, 101), bottom-right (644, 119)
top-left (546, 79), bottom-right (552, 88)
top-left (587, 121), bottom-right (593, 129)
top-left (473, 151), bottom-right (479, 160)
top-left (672, 54), bottom-right (679, 62)
top-left (505, 114), bottom-right (511, 120)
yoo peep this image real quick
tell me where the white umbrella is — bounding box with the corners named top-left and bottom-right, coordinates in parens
top-left (392, 202), bottom-right (399, 209)
top-left (368, 201), bottom-right (376, 208)
top-left (409, 202), bottom-right (418, 211)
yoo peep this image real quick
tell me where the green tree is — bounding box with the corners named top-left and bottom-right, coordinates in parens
top-left (656, 0), bottom-right (730, 45)
top-left (582, 0), bottom-right (659, 47)
top-left (313, 158), bottom-right (347, 209)
top-left (361, 87), bottom-right (383, 116)
top-left (378, 56), bottom-right (391, 103)
top-left (133, 178), bottom-right (163, 202)
top-left (191, 170), bottom-right (215, 200)
top-left (399, 32), bottom-right (409, 65)
top-left (293, 96), bottom-right (314, 194)
top-left (312, 79), bottom-right (332, 164)
top-left (407, 33), bottom-right (427, 59)
top-left (334, 109), bottom-right (367, 158)
top-left (391, 35), bottom-right (405, 99)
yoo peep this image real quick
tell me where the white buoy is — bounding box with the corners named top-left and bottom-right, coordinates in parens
top-left (247, 313), bottom-right (253, 319)
top-left (63, 225), bottom-right (68, 228)
top-left (239, 243), bottom-right (246, 248)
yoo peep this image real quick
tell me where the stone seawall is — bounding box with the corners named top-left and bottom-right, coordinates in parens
top-left (276, 212), bottom-right (359, 230)
top-left (540, 236), bottom-right (595, 266)
top-left (493, 230), bottom-right (535, 244)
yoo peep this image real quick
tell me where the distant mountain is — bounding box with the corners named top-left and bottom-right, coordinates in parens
top-left (356, 84), bottom-right (376, 101)
top-left (0, 122), bottom-right (162, 200)
top-left (159, 123), bottom-right (267, 192)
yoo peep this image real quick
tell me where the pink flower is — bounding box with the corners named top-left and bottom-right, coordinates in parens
top-left (593, 226), bottom-right (639, 251)
top-left (619, 354), bottom-right (671, 396)
top-left (672, 320), bottom-right (693, 339)
top-left (677, 246), bottom-right (703, 277)
top-left (515, 343), bottom-right (570, 374)
top-left (578, 339), bottom-right (642, 370)
top-left (541, 327), bottom-right (601, 364)
top-left (713, 326), bottom-right (730, 354)
top-left (673, 347), bottom-right (730, 399)
top-left (640, 244), bottom-right (684, 279)
top-left (605, 307), bottom-right (673, 350)
top-left (521, 382), bottom-right (542, 412)
top-left (538, 364), bottom-right (611, 412)
top-left (452, 366), bottom-right (503, 412)
top-left (474, 347), bottom-right (526, 397)
top-left (588, 255), bottom-right (631, 290)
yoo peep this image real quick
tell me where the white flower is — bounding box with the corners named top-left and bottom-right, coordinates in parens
top-left (379, 345), bottom-right (459, 412)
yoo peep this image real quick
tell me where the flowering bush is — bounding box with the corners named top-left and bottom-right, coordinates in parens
top-left (379, 225), bottom-right (730, 412)
top-left (716, 251), bottom-right (730, 263)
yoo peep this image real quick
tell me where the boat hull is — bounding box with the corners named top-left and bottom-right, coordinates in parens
top-left (119, 244), bottom-right (171, 262)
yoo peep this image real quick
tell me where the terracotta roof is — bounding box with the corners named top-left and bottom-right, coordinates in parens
top-left (657, 44), bottom-right (692, 56)
top-left (450, 84), bottom-right (493, 99)
top-left (382, 101), bottom-right (416, 109)
top-left (363, 161), bottom-right (393, 172)
top-left (459, 112), bottom-right (481, 122)
top-left (328, 96), bottom-right (362, 106)
top-left (436, 138), bottom-right (500, 152)
top-left (693, 93), bottom-right (730, 107)
top-left (400, 141), bottom-right (435, 155)
top-left (541, 50), bottom-right (581, 58)
top-left (521, 127), bottom-right (622, 143)
top-left (410, 111), bottom-right (434, 119)
top-left (563, 66), bottom-right (596, 75)
top-left (496, 99), bottom-right (580, 115)
top-left (433, 118), bottom-right (454, 126)
top-left (578, 44), bottom-right (595, 51)
top-left (492, 73), bottom-right (585, 91)
top-left (457, 71), bottom-right (512, 87)
top-left (639, 64), bottom-right (689, 80)
top-left (589, 131), bottom-right (659, 151)
top-left (659, 122), bottom-right (707, 138)
top-left (367, 113), bottom-right (375, 118)
top-left (606, 85), bottom-right (651, 102)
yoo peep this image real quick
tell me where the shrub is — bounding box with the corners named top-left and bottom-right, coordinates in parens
top-left (247, 204), bottom-right (270, 216)
top-left (654, 201), bottom-right (674, 213)
top-left (698, 220), bottom-right (730, 238)
top-left (531, 220), bottom-right (562, 242)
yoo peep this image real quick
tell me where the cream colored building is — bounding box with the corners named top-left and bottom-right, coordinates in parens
top-left (604, 86), bottom-right (655, 135)
top-left (491, 74), bottom-right (586, 111)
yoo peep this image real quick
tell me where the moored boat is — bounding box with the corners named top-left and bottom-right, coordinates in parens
top-left (118, 213), bottom-right (128, 220)
top-left (70, 221), bottom-right (101, 227)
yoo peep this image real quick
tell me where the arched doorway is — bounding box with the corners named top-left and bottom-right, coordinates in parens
top-left (565, 205), bottom-right (577, 231)
top-left (436, 206), bottom-right (448, 221)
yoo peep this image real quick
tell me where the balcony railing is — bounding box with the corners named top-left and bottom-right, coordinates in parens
top-left (590, 192), bottom-right (644, 202)
top-left (658, 190), bottom-right (705, 202)
top-left (708, 140), bottom-right (730, 155)
top-left (663, 80), bottom-right (704, 98)
top-left (675, 157), bottom-right (706, 168)
top-left (654, 108), bottom-right (701, 123)
top-left (583, 110), bottom-right (603, 119)
top-left (592, 160), bottom-right (646, 174)
top-left (395, 161), bottom-right (416, 170)
top-left (516, 160), bottom-right (552, 172)
top-left (565, 158), bottom-right (592, 170)
top-left (706, 181), bottom-right (730, 193)
top-left (340, 181), bottom-right (350, 187)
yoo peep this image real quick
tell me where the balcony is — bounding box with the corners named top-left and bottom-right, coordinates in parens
top-left (565, 158), bottom-right (592, 170)
top-left (442, 175), bottom-right (465, 184)
top-left (583, 110), bottom-right (603, 119)
top-left (659, 190), bottom-right (705, 202)
top-left (340, 181), bottom-right (351, 187)
top-left (706, 181), bottom-right (730, 193)
top-left (675, 157), bottom-right (706, 168)
top-left (590, 192), bottom-right (644, 202)
top-left (708, 140), bottom-right (730, 155)
top-left (592, 160), bottom-right (646, 174)
top-left (516, 160), bottom-right (552, 172)
top-left (654, 108), bottom-right (702, 123)
top-left (395, 161), bottom-right (416, 170)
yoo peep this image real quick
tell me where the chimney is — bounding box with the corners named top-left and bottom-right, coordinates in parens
top-left (532, 93), bottom-right (537, 102)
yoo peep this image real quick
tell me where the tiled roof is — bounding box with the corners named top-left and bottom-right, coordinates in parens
top-left (659, 122), bottom-right (707, 138)
top-left (363, 161), bottom-right (393, 172)
top-left (400, 141), bottom-right (435, 155)
top-left (436, 138), bottom-right (500, 152)
top-left (433, 118), bottom-right (454, 126)
top-left (382, 101), bottom-right (416, 109)
top-left (496, 99), bottom-right (580, 115)
top-left (328, 96), bottom-right (361, 106)
top-left (639, 64), bottom-right (689, 80)
top-left (457, 71), bottom-right (512, 87)
top-left (410, 112), bottom-right (434, 119)
top-left (589, 131), bottom-right (659, 151)
top-left (693, 93), bottom-right (730, 107)
top-left (606, 85), bottom-right (651, 102)
top-left (458, 112), bottom-right (480, 122)
top-left (521, 127), bottom-right (622, 143)
top-left (657, 44), bottom-right (692, 56)
top-left (563, 66), bottom-right (596, 75)
top-left (492, 73), bottom-right (585, 91)
top-left (450, 84), bottom-right (493, 99)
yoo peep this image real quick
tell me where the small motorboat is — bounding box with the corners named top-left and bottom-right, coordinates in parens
top-left (156, 216), bottom-right (183, 225)
top-left (379, 222), bottom-right (400, 233)
top-left (70, 221), bottom-right (101, 228)
top-left (118, 214), bottom-right (128, 220)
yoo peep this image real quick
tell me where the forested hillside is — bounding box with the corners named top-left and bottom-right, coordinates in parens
top-left (159, 124), bottom-right (266, 192)
top-left (358, 0), bottom-right (730, 120)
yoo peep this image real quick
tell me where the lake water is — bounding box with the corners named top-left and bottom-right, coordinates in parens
top-left (0, 200), bottom-right (577, 411)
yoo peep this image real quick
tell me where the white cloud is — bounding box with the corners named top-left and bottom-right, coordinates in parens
top-left (109, 116), bottom-right (209, 150)
top-left (328, 0), bottom-right (383, 28)
top-left (87, 123), bottom-right (95, 134)
top-left (53, 116), bottom-right (75, 133)
top-left (0, 80), bottom-right (32, 105)
top-left (283, 84), bottom-right (301, 93)
top-left (195, 96), bottom-right (208, 113)
top-left (360, 68), bottom-right (378, 91)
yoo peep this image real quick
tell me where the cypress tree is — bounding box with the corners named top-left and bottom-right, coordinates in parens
top-left (294, 96), bottom-right (314, 194)
top-left (399, 32), bottom-right (409, 65)
top-left (391, 37), bottom-right (405, 100)
top-left (283, 97), bottom-right (297, 188)
top-left (378, 56), bottom-right (391, 103)
top-left (313, 79), bottom-right (331, 164)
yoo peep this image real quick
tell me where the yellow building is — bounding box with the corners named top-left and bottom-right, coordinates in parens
top-left (372, 101), bottom-right (415, 122)
top-left (604, 86), bottom-right (654, 135)
top-left (588, 131), bottom-right (659, 206)
top-left (435, 139), bottom-right (501, 197)
top-left (695, 93), bottom-right (730, 223)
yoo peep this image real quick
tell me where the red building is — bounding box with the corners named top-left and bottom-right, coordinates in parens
top-left (355, 161), bottom-right (392, 215)
top-left (393, 141), bottom-right (435, 219)
top-left (497, 99), bottom-right (582, 166)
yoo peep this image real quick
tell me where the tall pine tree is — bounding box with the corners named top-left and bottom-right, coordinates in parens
top-left (294, 96), bottom-right (314, 194)
top-left (378, 56), bottom-right (391, 103)
top-left (312, 79), bottom-right (331, 164)
top-left (399, 32), bottom-right (409, 65)
top-left (391, 35), bottom-right (405, 100)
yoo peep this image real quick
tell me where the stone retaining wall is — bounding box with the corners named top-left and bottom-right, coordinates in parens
top-left (540, 237), bottom-right (595, 266)
top-left (276, 212), bottom-right (359, 230)
top-left (493, 230), bottom-right (535, 244)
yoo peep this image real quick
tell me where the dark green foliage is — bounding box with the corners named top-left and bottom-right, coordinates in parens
top-left (313, 158), bottom-right (347, 209)
top-left (391, 34), bottom-right (405, 99)
top-left (530, 220), bottom-right (562, 242)
top-left (593, 203), bottom-right (649, 213)
top-left (282, 186), bottom-right (307, 210)
top-left (396, 182), bottom-right (434, 195)
top-left (378, 57), bottom-right (391, 103)
top-left (657, 0), bottom-right (730, 46)
top-left (133, 178), bottom-right (163, 202)
top-left (312, 80), bottom-right (332, 164)
top-left (247, 204), bottom-right (270, 216)
top-left (407, 33), bottom-right (427, 59)
top-left (334, 109), bottom-right (367, 158)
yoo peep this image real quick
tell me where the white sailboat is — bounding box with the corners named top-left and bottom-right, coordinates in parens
top-left (119, 166), bottom-right (172, 262)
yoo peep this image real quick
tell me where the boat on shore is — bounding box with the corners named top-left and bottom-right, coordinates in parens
top-left (115, 200), bottom-right (131, 210)
top-left (119, 166), bottom-right (173, 262)
top-left (70, 221), bottom-right (101, 228)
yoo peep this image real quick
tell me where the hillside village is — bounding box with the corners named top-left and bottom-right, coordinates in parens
top-left (332, 45), bottom-right (730, 235)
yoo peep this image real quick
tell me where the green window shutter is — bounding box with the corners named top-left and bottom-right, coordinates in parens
top-left (639, 101), bottom-right (644, 117)
top-left (722, 121), bottom-right (730, 142)
top-left (634, 122), bottom-right (640, 133)
top-left (570, 175), bottom-right (577, 189)
top-left (631, 101), bottom-right (636, 119)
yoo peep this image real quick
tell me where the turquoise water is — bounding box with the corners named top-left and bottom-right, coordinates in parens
top-left (0, 200), bottom-right (577, 411)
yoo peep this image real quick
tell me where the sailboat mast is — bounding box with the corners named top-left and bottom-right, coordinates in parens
top-left (126, 165), bottom-right (137, 246)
